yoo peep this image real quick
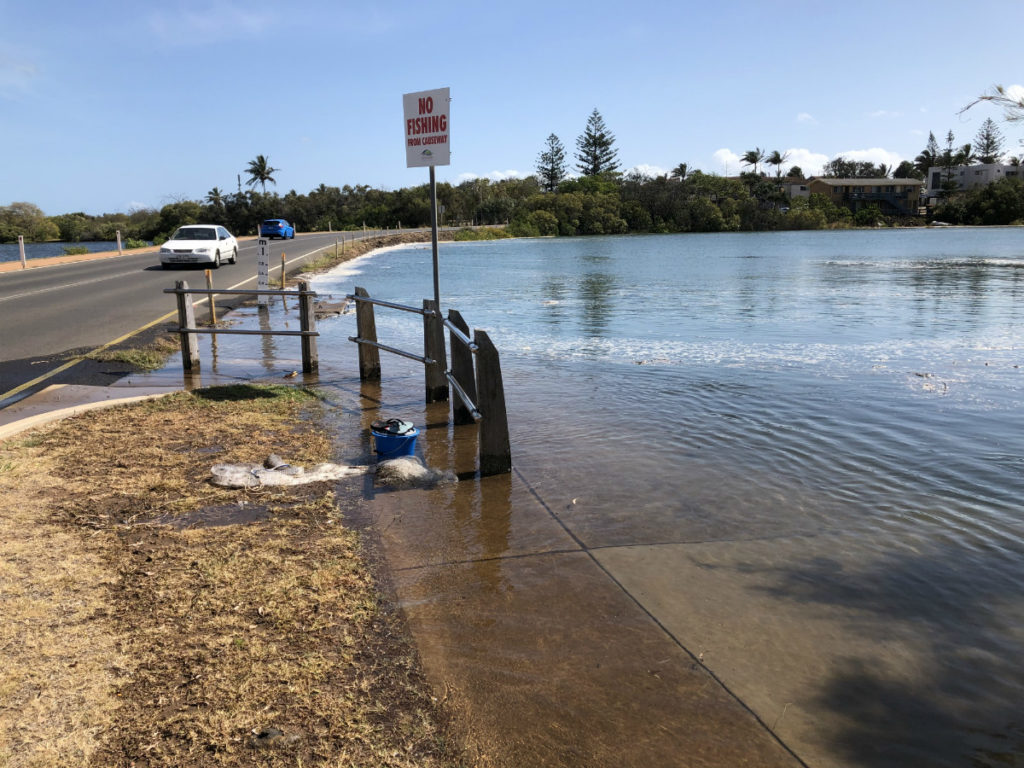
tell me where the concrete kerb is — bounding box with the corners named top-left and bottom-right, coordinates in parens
top-left (0, 384), bottom-right (182, 441)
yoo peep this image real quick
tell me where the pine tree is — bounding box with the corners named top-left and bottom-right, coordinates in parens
top-left (974, 117), bottom-right (1006, 164)
top-left (915, 132), bottom-right (940, 177)
top-left (575, 109), bottom-right (620, 176)
top-left (536, 134), bottom-right (567, 192)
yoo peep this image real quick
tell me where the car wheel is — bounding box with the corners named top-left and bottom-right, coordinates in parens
top-left (214, 252), bottom-right (221, 268)
top-left (230, 248), bottom-right (237, 264)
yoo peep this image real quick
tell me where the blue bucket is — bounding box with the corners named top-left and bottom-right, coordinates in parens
top-left (372, 427), bottom-right (419, 459)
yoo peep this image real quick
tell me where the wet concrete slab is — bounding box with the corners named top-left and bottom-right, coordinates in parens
top-left (596, 536), bottom-right (1024, 768)
top-left (370, 478), bottom-right (803, 768)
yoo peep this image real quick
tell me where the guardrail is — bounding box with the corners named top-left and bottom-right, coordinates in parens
top-left (163, 279), bottom-right (319, 373)
top-left (347, 285), bottom-right (510, 476)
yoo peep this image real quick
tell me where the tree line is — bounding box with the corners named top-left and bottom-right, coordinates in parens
top-left (4, 105), bottom-right (1024, 245)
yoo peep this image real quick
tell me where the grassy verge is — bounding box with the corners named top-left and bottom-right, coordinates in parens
top-left (0, 385), bottom-right (469, 767)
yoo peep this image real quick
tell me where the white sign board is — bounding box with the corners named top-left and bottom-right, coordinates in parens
top-left (256, 238), bottom-right (269, 304)
top-left (403, 87), bottom-right (450, 167)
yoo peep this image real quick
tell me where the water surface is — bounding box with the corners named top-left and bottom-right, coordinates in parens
top-left (299, 228), bottom-right (1024, 766)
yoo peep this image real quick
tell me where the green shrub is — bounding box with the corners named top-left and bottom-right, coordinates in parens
top-left (62, 246), bottom-right (90, 255)
top-left (453, 227), bottom-right (513, 241)
top-left (123, 238), bottom-right (149, 249)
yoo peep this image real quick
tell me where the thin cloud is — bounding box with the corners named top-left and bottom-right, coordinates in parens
top-left (457, 170), bottom-right (527, 183)
top-left (869, 109), bottom-right (901, 119)
top-left (797, 112), bottom-right (817, 125)
top-left (149, 3), bottom-right (275, 45)
top-left (0, 52), bottom-right (38, 97)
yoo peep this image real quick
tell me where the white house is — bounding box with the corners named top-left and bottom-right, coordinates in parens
top-left (926, 163), bottom-right (1022, 198)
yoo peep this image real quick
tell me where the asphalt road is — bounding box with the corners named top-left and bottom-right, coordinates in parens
top-left (0, 230), bottom-right (387, 407)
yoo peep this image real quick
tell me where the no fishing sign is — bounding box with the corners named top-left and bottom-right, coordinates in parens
top-left (403, 87), bottom-right (450, 168)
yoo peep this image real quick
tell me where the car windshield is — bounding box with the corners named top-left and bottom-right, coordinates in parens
top-left (173, 227), bottom-right (216, 240)
top-left (263, 220), bottom-right (282, 226)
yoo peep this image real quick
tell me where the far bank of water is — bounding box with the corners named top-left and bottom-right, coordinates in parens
top-left (0, 241), bottom-right (122, 263)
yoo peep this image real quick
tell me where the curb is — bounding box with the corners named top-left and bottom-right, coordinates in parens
top-left (0, 385), bottom-right (181, 441)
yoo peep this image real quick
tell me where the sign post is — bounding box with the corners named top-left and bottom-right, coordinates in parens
top-left (403, 87), bottom-right (450, 312)
top-left (257, 237), bottom-right (270, 305)
top-left (18, 235), bottom-right (25, 269)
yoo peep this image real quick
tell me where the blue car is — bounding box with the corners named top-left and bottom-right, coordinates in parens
top-left (260, 218), bottom-right (295, 239)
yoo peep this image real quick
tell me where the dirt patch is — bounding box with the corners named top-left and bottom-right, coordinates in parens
top-left (0, 384), bottom-right (472, 767)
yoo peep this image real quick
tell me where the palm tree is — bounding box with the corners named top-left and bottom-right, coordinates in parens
top-left (765, 149), bottom-right (790, 179)
top-left (205, 187), bottom-right (224, 207)
top-left (956, 143), bottom-right (977, 166)
top-left (670, 163), bottom-right (689, 182)
top-left (245, 155), bottom-right (278, 193)
top-left (741, 147), bottom-right (765, 176)
top-left (876, 164), bottom-right (892, 178)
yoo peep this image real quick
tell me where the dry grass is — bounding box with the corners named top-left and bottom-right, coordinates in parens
top-left (0, 385), bottom-right (469, 767)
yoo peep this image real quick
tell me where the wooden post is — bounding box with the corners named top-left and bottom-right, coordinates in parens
top-left (298, 280), bottom-right (318, 373)
top-left (281, 253), bottom-right (286, 289)
top-left (448, 309), bottom-right (477, 425)
top-left (175, 280), bottom-right (199, 371)
top-left (475, 329), bottom-right (510, 475)
top-left (354, 286), bottom-right (380, 380)
top-left (423, 299), bottom-right (448, 404)
top-left (204, 269), bottom-right (217, 324)
top-left (116, 230), bottom-right (123, 255)
top-left (334, 237), bottom-right (339, 259)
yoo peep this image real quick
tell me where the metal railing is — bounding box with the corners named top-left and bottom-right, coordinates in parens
top-left (345, 286), bottom-right (510, 476)
top-left (164, 279), bottom-right (319, 373)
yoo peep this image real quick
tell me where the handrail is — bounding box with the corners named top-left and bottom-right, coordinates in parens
top-left (169, 278), bottom-right (319, 374)
top-left (346, 293), bottom-right (432, 316)
top-left (443, 317), bottom-right (479, 351)
top-left (445, 371), bottom-right (482, 421)
top-left (349, 336), bottom-right (435, 365)
top-left (164, 287), bottom-right (315, 297)
top-left (177, 327), bottom-right (318, 337)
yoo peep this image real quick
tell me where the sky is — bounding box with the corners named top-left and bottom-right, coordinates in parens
top-left (3, 0), bottom-right (1024, 216)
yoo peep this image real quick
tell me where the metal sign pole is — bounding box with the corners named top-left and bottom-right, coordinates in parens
top-left (429, 165), bottom-right (440, 312)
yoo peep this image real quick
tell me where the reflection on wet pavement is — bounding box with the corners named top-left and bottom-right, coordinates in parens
top-left (366, 457), bottom-right (802, 767)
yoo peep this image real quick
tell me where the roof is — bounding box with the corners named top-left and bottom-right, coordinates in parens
top-left (809, 177), bottom-right (923, 186)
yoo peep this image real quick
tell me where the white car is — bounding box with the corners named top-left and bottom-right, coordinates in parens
top-left (159, 225), bottom-right (238, 269)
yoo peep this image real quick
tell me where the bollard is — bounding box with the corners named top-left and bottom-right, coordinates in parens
top-left (475, 329), bottom-right (510, 475)
top-left (205, 269), bottom-right (217, 325)
top-left (298, 280), bottom-right (318, 372)
top-left (175, 281), bottom-right (200, 370)
top-left (18, 235), bottom-right (25, 269)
